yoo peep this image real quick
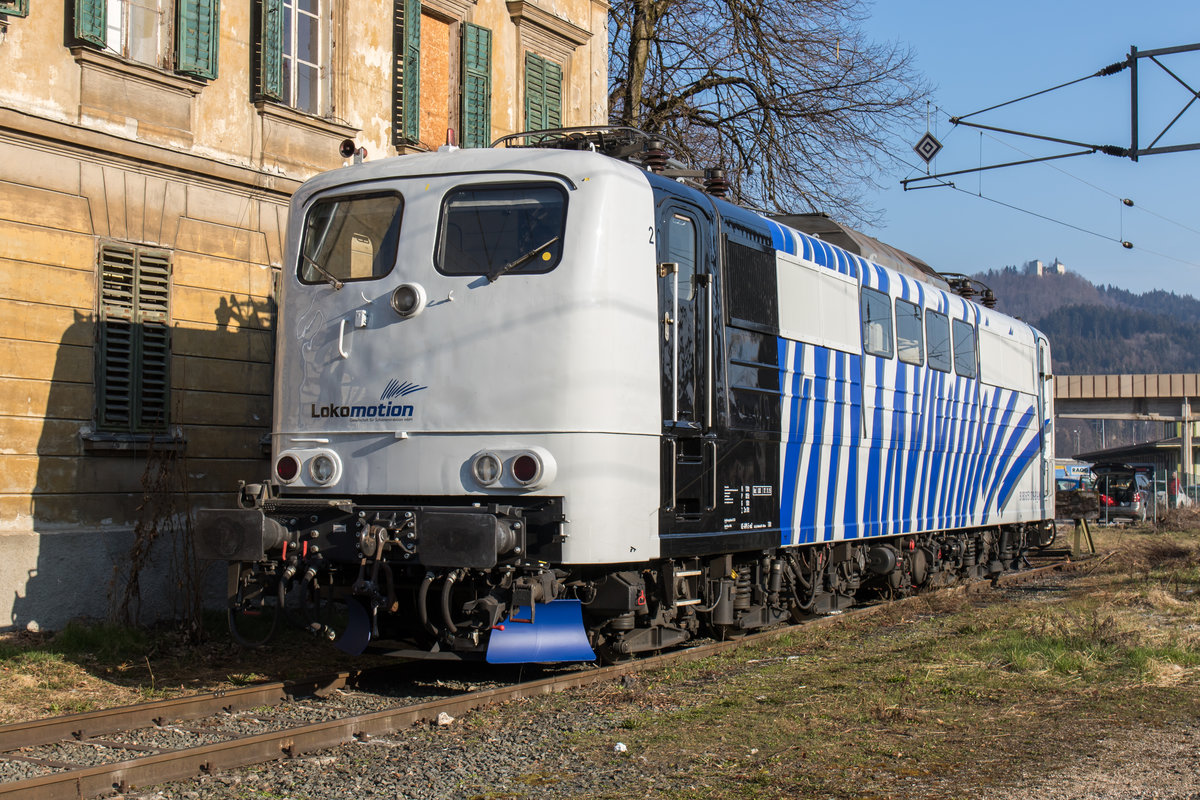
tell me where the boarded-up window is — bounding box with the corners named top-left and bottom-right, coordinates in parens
top-left (418, 13), bottom-right (451, 148)
top-left (97, 243), bottom-right (171, 433)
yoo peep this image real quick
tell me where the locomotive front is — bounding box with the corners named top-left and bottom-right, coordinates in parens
top-left (197, 148), bottom-right (661, 661)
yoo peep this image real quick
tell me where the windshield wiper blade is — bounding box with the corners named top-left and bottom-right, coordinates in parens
top-left (303, 254), bottom-right (345, 290)
top-left (487, 236), bottom-right (560, 283)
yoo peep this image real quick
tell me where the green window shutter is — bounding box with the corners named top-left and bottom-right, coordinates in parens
top-left (391, 0), bottom-right (405, 145)
top-left (461, 23), bottom-right (492, 148)
top-left (0, 0), bottom-right (30, 18)
top-left (525, 53), bottom-right (545, 131)
top-left (74, 0), bottom-right (106, 47)
top-left (98, 245), bottom-right (137, 431)
top-left (257, 0), bottom-right (283, 101)
top-left (391, 0), bottom-right (421, 145)
top-left (134, 250), bottom-right (171, 432)
top-left (545, 59), bottom-right (563, 128)
top-left (403, 0), bottom-right (421, 142)
top-left (525, 53), bottom-right (562, 132)
top-left (97, 244), bottom-right (171, 433)
top-left (177, 0), bottom-right (220, 80)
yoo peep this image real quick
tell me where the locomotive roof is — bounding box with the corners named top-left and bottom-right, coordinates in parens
top-left (771, 213), bottom-right (951, 291)
top-left (297, 143), bottom-right (972, 309)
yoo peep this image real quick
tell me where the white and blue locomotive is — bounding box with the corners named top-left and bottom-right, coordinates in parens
top-left (198, 128), bottom-right (1055, 662)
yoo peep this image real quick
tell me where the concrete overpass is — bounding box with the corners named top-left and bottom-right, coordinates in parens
top-left (1054, 373), bottom-right (1198, 479)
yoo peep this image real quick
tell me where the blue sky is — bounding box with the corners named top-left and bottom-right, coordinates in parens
top-left (858, 1), bottom-right (1200, 297)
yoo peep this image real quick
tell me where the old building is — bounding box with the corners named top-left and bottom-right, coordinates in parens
top-left (0, 0), bottom-right (608, 629)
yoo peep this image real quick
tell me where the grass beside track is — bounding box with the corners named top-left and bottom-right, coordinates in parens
top-left (458, 524), bottom-right (1200, 799)
top-left (0, 612), bottom-right (393, 724)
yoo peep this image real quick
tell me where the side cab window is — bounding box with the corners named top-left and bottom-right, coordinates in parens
top-left (861, 287), bottom-right (893, 358)
top-left (952, 318), bottom-right (977, 378)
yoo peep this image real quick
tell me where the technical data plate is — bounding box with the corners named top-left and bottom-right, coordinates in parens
top-left (485, 599), bottom-right (597, 664)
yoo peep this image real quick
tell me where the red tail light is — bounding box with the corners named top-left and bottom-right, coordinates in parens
top-left (276, 455), bottom-right (300, 481)
top-left (512, 454), bottom-right (540, 485)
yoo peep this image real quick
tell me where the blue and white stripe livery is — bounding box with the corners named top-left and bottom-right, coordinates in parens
top-left (772, 224), bottom-right (1052, 547)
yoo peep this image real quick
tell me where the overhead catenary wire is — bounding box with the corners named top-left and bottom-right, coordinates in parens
top-left (894, 148), bottom-right (1200, 268)
top-left (979, 130), bottom-right (1200, 240)
top-left (954, 60), bottom-right (1129, 122)
top-left (945, 185), bottom-right (1200, 269)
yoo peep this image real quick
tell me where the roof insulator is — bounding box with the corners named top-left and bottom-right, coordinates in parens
top-left (703, 168), bottom-right (729, 197)
top-left (642, 139), bottom-right (668, 173)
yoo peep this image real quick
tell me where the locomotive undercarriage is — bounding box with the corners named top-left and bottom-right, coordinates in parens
top-left (202, 485), bottom-right (1043, 662)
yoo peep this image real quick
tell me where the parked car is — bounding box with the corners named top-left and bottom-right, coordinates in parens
top-left (1091, 463), bottom-right (1154, 522)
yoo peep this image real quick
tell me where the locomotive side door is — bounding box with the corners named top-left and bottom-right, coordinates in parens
top-left (656, 201), bottom-right (715, 519)
top-left (1037, 335), bottom-right (1055, 510)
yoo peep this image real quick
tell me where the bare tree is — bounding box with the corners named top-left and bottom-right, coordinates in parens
top-left (610, 0), bottom-right (929, 224)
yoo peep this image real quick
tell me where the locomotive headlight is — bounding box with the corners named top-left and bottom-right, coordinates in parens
top-left (390, 282), bottom-right (427, 318)
top-left (472, 452), bottom-right (502, 486)
top-left (309, 452), bottom-right (341, 485)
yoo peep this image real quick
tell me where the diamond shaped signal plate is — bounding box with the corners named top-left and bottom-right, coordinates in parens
top-left (914, 132), bottom-right (943, 163)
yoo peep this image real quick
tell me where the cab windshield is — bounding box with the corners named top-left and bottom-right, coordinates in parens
top-left (437, 184), bottom-right (566, 278)
top-left (299, 192), bottom-right (403, 286)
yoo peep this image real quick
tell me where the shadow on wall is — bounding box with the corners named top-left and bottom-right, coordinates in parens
top-left (10, 293), bottom-right (275, 632)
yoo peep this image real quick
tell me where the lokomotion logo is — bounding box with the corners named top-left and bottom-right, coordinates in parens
top-left (310, 380), bottom-right (427, 420)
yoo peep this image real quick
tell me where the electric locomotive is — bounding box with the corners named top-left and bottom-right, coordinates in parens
top-left (197, 127), bottom-right (1055, 662)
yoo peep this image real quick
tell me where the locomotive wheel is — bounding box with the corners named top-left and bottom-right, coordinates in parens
top-left (593, 633), bottom-right (635, 665)
top-left (1031, 522), bottom-right (1057, 549)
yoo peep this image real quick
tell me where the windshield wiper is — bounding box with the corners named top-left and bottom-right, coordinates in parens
top-left (303, 254), bottom-right (345, 290)
top-left (487, 236), bottom-right (560, 283)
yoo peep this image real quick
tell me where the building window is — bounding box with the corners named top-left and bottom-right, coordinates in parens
top-left (524, 52), bottom-right (561, 131)
top-left (106, 0), bottom-right (166, 66)
top-left (97, 243), bottom-right (172, 433)
top-left (282, 0), bottom-right (321, 113)
top-left (256, 0), bottom-right (324, 113)
top-left (73, 0), bottom-right (219, 79)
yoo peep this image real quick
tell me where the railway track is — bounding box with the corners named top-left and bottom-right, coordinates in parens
top-left (0, 554), bottom-right (1086, 799)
